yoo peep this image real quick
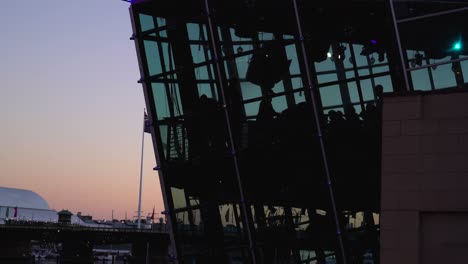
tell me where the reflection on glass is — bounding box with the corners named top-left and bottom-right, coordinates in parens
top-left (130, 2), bottom-right (441, 261)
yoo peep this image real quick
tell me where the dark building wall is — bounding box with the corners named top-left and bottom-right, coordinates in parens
top-left (381, 90), bottom-right (468, 264)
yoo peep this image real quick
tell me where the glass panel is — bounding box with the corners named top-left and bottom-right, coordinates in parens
top-left (244, 101), bottom-right (261, 117)
top-left (286, 44), bottom-right (301, 75)
top-left (159, 125), bottom-right (168, 159)
top-left (230, 28), bottom-right (252, 42)
top-left (152, 12), bottom-right (251, 263)
top-left (139, 14), bottom-right (154, 31)
top-left (171, 187), bottom-right (187, 209)
top-left (186, 23), bottom-right (201, 41)
top-left (156, 17), bottom-right (167, 37)
top-left (320, 85), bottom-right (342, 107)
top-left (346, 70), bottom-right (355, 79)
top-left (156, 17), bottom-right (166, 27)
top-left (353, 103), bottom-right (363, 114)
top-left (462, 58), bottom-right (468, 84)
top-left (258, 32), bottom-right (274, 41)
top-left (374, 75), bottom-right (393, 92)
top-left (194, 65), bottom-right (210, 80)
top-left (291, 77), bottom-right (303, 90)
top-left (353, 44), bottom-right (369, 67)
top-left (360, 79), bottom-right (375, 101)
top-left (430, 57), bottom-right (457, 89)
top-left (317, 73), bottom-right (338, 84)
top-left (234, 46), bottom-right (253, 79)
top-left (197, 83), bottom-right (214, 98)
top-left (294, 90), bottom-right (306, 104)
top-left (372, 65), bottom-right (389, 74)
top-left (348, 82), bottom-right (360, 103)
top-left (240, 82), bottom-right (262, 101)
top-left (353, 44), bottom-right (368, 67)
top-left (407, 52), bottom-right (432, 91)
top-left (216, 27), bottom-right (223, 41)
top-left (359, 69), bottom-right (370, 76)
top-left (152, 83), bottom-right (170, 120)
top-left (161, 42), bottom-right (175, 72)
top-left (272, 95), bottom-right (288, 113)
top-left (271, 82), bottom-right (285, 94)
top-left (144, 40), bottom-right (162, 75)
top-left (411, 68), bottom-right (432, 91)
top-left (191, 44), bottom-right (207, 64)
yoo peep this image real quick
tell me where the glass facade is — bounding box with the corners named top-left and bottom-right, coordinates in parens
top-left (129, 1), bottom-right (468, 263)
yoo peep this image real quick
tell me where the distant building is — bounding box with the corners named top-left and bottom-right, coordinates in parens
top-left (58, 209), bottom-right (73, 224)
top-left (0, 187), bottom-right (95, 226)
top-left (77, 211), bottom-right (93, 222)
top-left (0, 186), bottom-right (57, 223)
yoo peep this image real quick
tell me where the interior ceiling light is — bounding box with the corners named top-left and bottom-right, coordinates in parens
top-left (337, 44), bottom-right (346, 61)
top-left (452, 40), bottom-right (462, 51)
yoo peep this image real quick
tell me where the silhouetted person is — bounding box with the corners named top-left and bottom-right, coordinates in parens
top-left (190, 95), bottom-right (225, 159)
top-left (257, 96), bottom-right (277, 122)
top-left (344, 105), bottom-right (362, 131)
top-left (375, 84), bottom-right (384, 102)
top-left (226, 78), bottom-right (244, 148)
top-left (261, 83), bottom-right (276, 97)
top-left (253, 95), bottom-right (278, 152)
top-left (361, 102), bottom-right (377, 123)
top-left (374, 84), bottom-right (384, 122)
top-left (328, 110), bottom-right (346, 136)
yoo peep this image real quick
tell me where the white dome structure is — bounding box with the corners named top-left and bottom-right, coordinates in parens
top-left (0, 186), bottom-right (57, 223)
top-left (0, 186), bottom-right (50, 210)
top-left (0, 186), bottom-right (106, 228)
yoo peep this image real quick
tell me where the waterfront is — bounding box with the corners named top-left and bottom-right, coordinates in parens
top-left (34, 260), bottom-right (128, 264)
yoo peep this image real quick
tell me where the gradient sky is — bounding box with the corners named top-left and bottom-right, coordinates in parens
top-left (0, 0), bottom-right (164, 220)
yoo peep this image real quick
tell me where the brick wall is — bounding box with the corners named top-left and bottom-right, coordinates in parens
top-left (381, 91), bottom-right (468, 264)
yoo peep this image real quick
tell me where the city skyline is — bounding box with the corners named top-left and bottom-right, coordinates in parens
top-left (0, 1), bottom-right (164, 220)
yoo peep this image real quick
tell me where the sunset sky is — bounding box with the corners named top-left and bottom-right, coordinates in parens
top-left (0, 0), bottom-right (164, 220)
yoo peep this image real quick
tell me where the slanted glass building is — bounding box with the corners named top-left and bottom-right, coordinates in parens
top-left (127, 0), bottom-right (468, 263)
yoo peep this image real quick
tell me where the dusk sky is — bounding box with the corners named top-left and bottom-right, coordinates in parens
top-left (1, 1), bottom-right (164, 220)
